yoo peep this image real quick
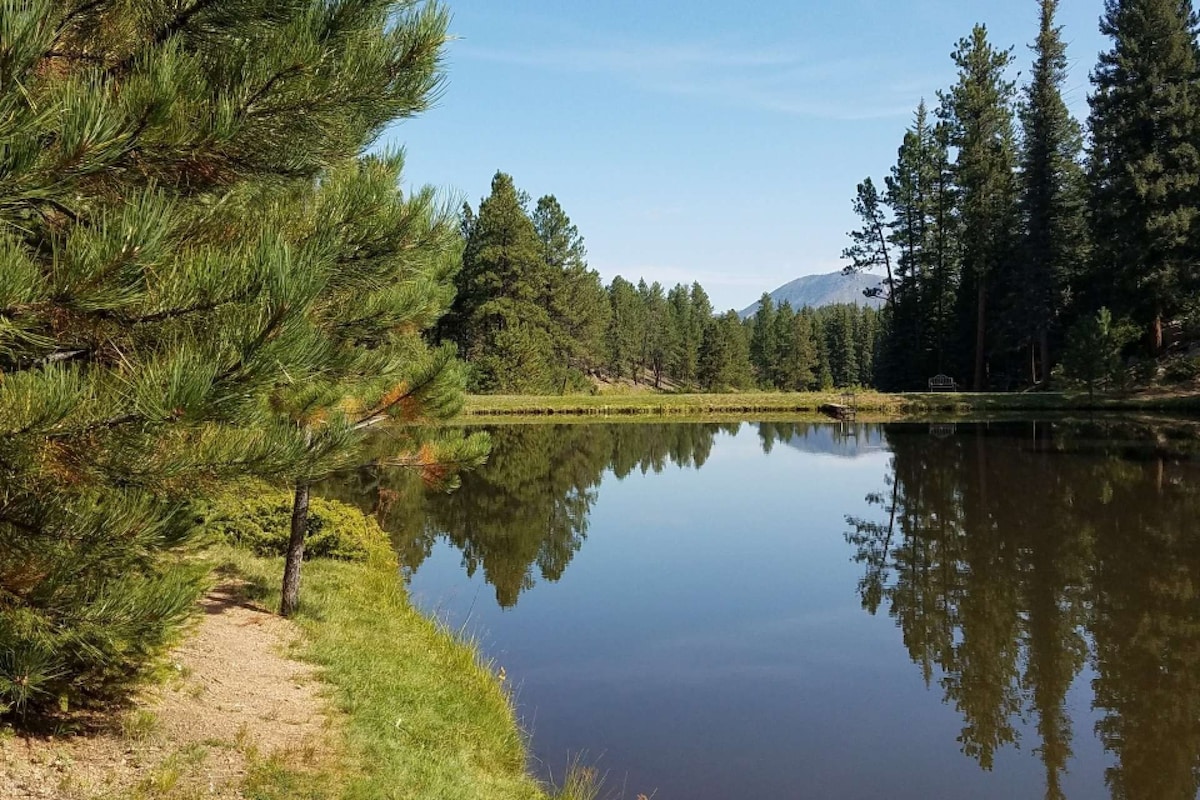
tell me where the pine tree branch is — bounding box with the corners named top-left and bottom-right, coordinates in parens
top-left (0, 513), bottom-right (43, 538)
top-left (238, 64), bottom-right (307, 119)
top-left (47, 0), bottom-right (110, 52)
top-left (100, 298), bottom-right (236, 326)
top-left (47, 413), bottom-right (146, 440)
top-left (352, 365), bottom-right (444, 430)
top-left (106, 0), bottom-right (221, 76)
top-left (35, 197), bottom-right (82, 225)
top-left (214, 304), bottom-right (290, 383)
top-left (43, 50), bottom-right (107, 65)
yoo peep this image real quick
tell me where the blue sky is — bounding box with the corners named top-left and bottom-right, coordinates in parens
top-left (379, 1), bottom-right (1108, 313)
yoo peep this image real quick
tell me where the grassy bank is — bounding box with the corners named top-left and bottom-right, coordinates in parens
top-left (461, 389), bottom-right (1200, 419)
top-left (216, 547), bottom-right (586, 800)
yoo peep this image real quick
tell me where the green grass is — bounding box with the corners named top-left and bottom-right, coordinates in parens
top-left (215, 548), bottom-right (596, 800)
top-left (460, 389), bottom-right (1200, 419)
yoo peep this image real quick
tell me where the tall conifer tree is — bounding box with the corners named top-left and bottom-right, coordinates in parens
top-left (1017, 0), bottom-right (1088, 385)
top-left (940, 25), bottom-right (1020, 390)
top-left (450, 173), bottom-right (557, 392)
top-left (533, 195), bottom-right (609, 387)
top-left (1088, 0), bottom-right (1200, 352)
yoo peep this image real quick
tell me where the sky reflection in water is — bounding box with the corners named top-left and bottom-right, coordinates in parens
top-left (329, 420), bottom-right (1200, 800)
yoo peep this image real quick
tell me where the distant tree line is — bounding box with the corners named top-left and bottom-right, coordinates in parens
top-left (441, 172), bottom-right (881, 393)
top-left (847, 0), bottom-right (1200, 391)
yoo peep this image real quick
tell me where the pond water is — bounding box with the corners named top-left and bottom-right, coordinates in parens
top-left (328, 420), bottom-right (1200, 800)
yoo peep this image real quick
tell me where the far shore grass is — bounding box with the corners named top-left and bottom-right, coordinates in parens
top-left (460, 389), bottom-right (1200, 419)
top-left (214, 547), bottom-right (595, 800)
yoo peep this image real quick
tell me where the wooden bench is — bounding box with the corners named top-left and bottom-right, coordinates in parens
top-left (928, 374), bottom-right (958, 392)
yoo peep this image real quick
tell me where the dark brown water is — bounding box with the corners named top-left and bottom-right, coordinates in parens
top-left (328, 419), bottom-right (1200, 800)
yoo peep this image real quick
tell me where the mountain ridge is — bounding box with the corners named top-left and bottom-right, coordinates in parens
top-left (740, 271), bottom-right (885, 318)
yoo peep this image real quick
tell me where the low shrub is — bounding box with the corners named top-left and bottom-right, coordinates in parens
top-left (0, 492), bottom-right (207, 718)
top-left (201, 487), bottom-right (390, 563)
top-left (1163, 355), bottom-right (1200, 384)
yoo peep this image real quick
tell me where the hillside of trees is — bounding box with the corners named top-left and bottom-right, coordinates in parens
top-left (439, 172), bottom-right (882, 394)
top-left (848, 0), bottom-right (1200, 391)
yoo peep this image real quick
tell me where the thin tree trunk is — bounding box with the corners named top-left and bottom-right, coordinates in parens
top-left (973, 281), bottom-right (987, 391)
top-left (1151, 314), bottom-right (1164, 355)
top-left (281, 479), bottom-right (310, 618)
top-left (1039, 328), bottom-right (1051, 389)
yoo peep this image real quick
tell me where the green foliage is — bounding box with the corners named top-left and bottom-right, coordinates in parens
top-left (847, 0), bottom-right (1200, 392)
top-left (940, 24), bottom-right (1020, 390)
top-left (202, 489), bottom-right (391, 563)
top-left (698, 311), bottom-right (755, 390)
top-left (1015, 0), bottom-right (1088, 384)
top-left (0, 0), bottom-right (455, 716)
top-left (1088, 0), bottom-right (1200, 348)
top-left (843, 178), bottom-right (896, 306)
top-left (1060, 308), bottom-right (1138, 395)
top-left (0, 556), bottom-right (206, 716)
top-left (606, 276), bottom-right (647, 382)
top-left (750, 293), bottom-right (781, 383)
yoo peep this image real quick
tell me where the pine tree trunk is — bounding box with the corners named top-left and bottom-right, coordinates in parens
top-left (280, 480), bottom-right (310, 618)
top-left (1039, 328), bottom-right (1051, 388)
top-left (973, 282), bottom-right (987, 391)
top-left (1151, 314), bottom-right (1164, 355)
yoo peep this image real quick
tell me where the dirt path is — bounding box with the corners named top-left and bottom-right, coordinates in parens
top-left (0, 583), bottom-right (332, 799)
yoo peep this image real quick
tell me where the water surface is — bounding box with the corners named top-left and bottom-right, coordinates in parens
top-left (328, 420), bottom-right (1200, 800)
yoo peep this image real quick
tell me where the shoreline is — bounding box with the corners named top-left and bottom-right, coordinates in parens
top-left (1, 547), bottom-right (587, 800)
top-left (460, 390), bottom-right (1200, 419)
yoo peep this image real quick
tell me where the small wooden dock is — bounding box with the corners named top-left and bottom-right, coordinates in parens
top-left (818, 403), bottom-right (856, 421)
top-left (819, 397), bottom-right (858, 421)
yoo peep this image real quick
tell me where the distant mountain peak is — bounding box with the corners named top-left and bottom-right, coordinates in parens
top-left (740, 271), bottom-right (885, 318)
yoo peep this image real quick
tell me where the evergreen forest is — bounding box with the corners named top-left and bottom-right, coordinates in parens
top-left (443, 0), bottom-right (1200, 395)
top-left (440, 171), bottom-right (884, 393)
top-left (847, 0), bottom-right (1200, 391)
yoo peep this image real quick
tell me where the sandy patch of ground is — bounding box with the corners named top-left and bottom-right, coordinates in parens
top-left (0, 582), bottom-right (332, 799)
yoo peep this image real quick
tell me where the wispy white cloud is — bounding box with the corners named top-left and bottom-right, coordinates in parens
top-left (458, 39), bottom-right (920, 121)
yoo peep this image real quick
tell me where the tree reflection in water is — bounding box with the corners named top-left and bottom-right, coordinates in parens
top-left (845, 420), bottom-right (1200, 800)
top-left (323, 423), bottom-right (734, 607)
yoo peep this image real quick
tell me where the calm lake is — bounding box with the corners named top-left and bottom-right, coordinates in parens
top-left (330, 419), bottom-right (1200, 800)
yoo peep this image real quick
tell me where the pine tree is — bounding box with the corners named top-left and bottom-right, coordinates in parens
top-left (0, 0), bottom-right (454, 712)
top-left (274, 156), bottom-right (487, 618)
top-left (884, 102), bottom-right (943, 387)
top-left (689, 282), bottom-right (715, 373)
top-left (698, 312), bottom-right (754, 390)
top-left (826, 306), bottom-right (862, 387)
top-left (640, 281), bottom-right (671, 388)
top-left (607, 276), bottom-right (645, 381)
top-left (1088, 0), bottom-right (1200, 352)
top-left (666, 284), bottom-right (697, 386)
top-left (750, 293), bottom-right (780, 385)
top-left (450, 173), bottom-right (557, 392)
top-left (784, 310), bottom-right (820, 390)
top-left (843, 178), bottom-right (898, 310)
top-left (1017, 0), bottom-right (1088, 386)
top-left (929, 120), bottom-right (963, 379)
top-left (940, 25), bottom-right (1020, 390)
top-left (533, 195), bottom-right (609, 388)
